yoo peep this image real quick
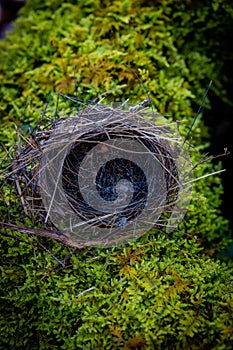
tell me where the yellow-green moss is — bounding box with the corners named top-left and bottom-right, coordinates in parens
top-left (0, 0), bottom-right (232, 349)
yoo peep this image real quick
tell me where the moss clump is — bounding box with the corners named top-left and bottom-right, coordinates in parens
top-left (0, 234), bottom-right (233, 349)
top-left (0, 0), bottom-right (232, 349)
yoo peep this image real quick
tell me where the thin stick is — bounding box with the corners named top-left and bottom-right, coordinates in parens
top-left (0, 222), bottom-right (84, 248)
top-left (39, 243), bottom-right (65, 266)
top-left (15, 178), bottom-right (28, 215)
top-left (183, 168), bottom-right (225, 186)
top-left (183, 80), bottom-right (212, 145)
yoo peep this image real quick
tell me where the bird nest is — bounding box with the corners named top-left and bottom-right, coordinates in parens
top-left (1, 100), bottom-right (193, 247)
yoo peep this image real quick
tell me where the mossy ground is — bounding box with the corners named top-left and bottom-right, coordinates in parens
top-left (0, 0), bottom-right (232, 349)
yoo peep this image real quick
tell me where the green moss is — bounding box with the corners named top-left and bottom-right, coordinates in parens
top-left (0, 0), bottom-right (232, 348)
top-left (0, 234), bottom-right (232, 349)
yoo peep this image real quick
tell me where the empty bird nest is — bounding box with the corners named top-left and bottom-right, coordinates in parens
top-left (0, 99), bottom-right (193, 247)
